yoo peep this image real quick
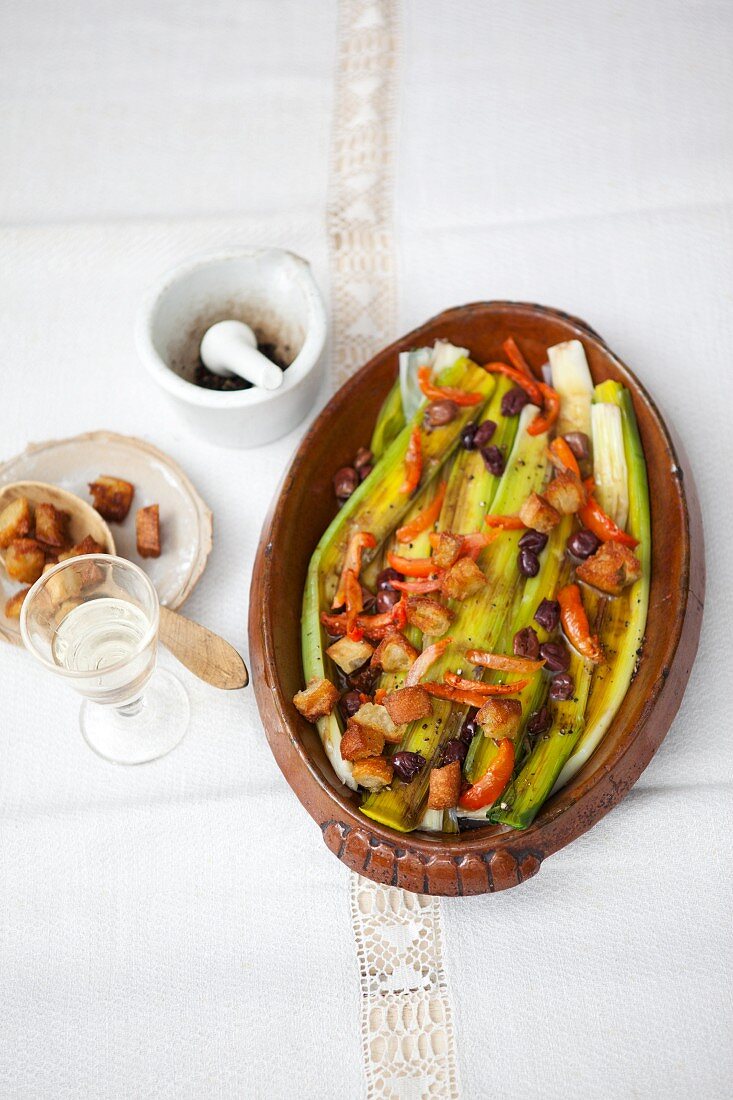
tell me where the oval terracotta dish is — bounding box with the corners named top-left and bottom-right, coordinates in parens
top-left (249, 303), bottom-right (705, 896)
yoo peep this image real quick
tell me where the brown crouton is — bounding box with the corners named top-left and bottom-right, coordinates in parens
top-left (518, 492), bottom-right (561, 534)
top-left (4, 587), bottom-right (30, 619)
top-left (34, 503), bottom-right (71, 549)
top-left (431, 533), bottom-right (464, 570)
top-left (543, 471), bottom-right (587, 515)
top-left (0, 497), bottom-right (32, 548)
top-left (339, 722), bottom-right (385, 761)
top-left (43, 561), bottom-right (84, 603)
top-left (370, 631), bottom-right (418, 672)
top-left (293, 677), bottom-right (340, 721)
top-left (136, 504), bottom-right (161, 558)
top-left (442, 557), bottom-right (486, 601)
top-left (352, 756), bottom-right (394, 791)
top-left (326, 636), bottom-right (374, 674)
top-left (350, 701), bottom-right (401, 743)
top-left (428, 760), bottom-right (462, 810)
top-left (57, 534), bottom-right (106, 561)
top-left (406, 597), bottom-right (454, 636)
top-left (89, 476), bottom-right (135, 522)
top-left (5, 538), bottom-right (46, 583)
top-left (576, 540), bottom-right (641, 595)
top-left (475, 698), bottom-right (523, 739)
top-left (383, 685), bottom-right (433, 726)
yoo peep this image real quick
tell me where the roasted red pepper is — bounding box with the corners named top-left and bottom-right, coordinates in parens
top-left (483, 361), bottom-right (543, 406)
top-left (392, 576), bottom-right (444, 594)
top-left (527, 383), bottom-right (560, 436)
top-left (321, 593), bottom-right (408, 641)
top-left (396, 481), bottom-right (446, 543)
top-left (401, 427), bottom-right (423, 495)
top-left (458, 739), bottom-right (515, 811)
top-left (502, 336), bottom-right (536, 379)
top-left (557, 583), bottom-right (604, 663)
top-left (443, 672), bottom-right (530, 696)
top-left (387, 550), bottom-right (437, 578)
top-left (332, 530), bottom-right (377, 608)
top-left (548, 437), bottom-right (581, 478)
top-left (466, 649), bottom-right (545, 674)
top-left (417, 366), bottom-right (483, 406)
top-left (579, 495), bottom-right (639, 549)
top-left (421, 682), bottom-right (494, 708)
top-left (343, 569), bottom-right (363, 638)
top-left (484, 514), bottom-right (526, 530)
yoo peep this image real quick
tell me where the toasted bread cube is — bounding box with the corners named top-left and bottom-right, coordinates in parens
top-left (43, 562), bottom-right (84, 604)
top-left (293, 677), bottom-right (340, 721)
top-left (432, 533), bottom-right (463, 570)
top-left (340, 722), bottom-right (385, 761)
top-left (543, 471), bottom-right (587, 515)
top-left (326, 635), bottom-right (374, 674)
top-left (53, 597), bottom-right (84, 628)
top-left (406, 597), bottom-right (454, 637)
top-left (352, 756), bottom-right (394, 791)
top-left (442, 557), bottom-right (486, 601)
top-left (58, 534), bottom-right (106, 560)
top-left (383, 684), bottom-right (433, 725)
top-left (351, 701), bottom-right (401, 744)
top-left (4, 587), bottom-right (30, 619)
top-left (89, 476), bottom-right (135, 522)
top-left (475, 698), bottom-right (523, 739)
top-left (5, 538), bottom-right (45, 583)
top-left (518, 492), bottom-right (561, 534)
top-left (0, 497), bottom-right (32, 548)
top-left (34, 503), bottom-right (71, 548)
top-left (370, 631), bottom-right (418, 672)
top-left (576, 540), bottom-right (641, 595)
top-left (428, 760), bottom-right (461, 810)
top-left (136, 504), bottom-right (161, 558)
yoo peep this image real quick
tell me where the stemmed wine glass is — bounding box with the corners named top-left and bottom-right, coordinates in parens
top-left (20, 554), bottom-right (189, 764)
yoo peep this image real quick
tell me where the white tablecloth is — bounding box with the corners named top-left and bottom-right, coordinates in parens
top-left (1, 2), bottom-right (731, 1097)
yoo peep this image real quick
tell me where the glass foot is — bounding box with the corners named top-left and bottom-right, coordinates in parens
top-left (80, 668), bottom-right (189, 764)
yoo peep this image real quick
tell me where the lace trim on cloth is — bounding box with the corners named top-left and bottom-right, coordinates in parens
top-left (328, 0), bottom-right (399, 389)
top-left (328, 3), bottom-right (461, 1097)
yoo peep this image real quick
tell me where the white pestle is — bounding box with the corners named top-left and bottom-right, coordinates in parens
top-left (199, 320), bottom-right (284, 391)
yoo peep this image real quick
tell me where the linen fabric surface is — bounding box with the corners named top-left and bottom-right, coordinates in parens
top-left (1, 2), bottom-right (732, 1098)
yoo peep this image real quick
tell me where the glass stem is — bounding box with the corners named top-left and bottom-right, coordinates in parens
top-left (116, 695), bottom-right (144, 718)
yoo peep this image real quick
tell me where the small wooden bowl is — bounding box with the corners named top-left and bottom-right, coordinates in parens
top-left (249, 302), bottom-right (705, 896)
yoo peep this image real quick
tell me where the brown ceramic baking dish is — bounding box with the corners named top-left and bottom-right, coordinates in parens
top-left (249, 302), bottom-right (704, 896)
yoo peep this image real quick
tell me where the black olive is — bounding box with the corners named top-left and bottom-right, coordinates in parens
top-left (424, 399), bottom-right (459, 428)
top-left (392, 751), bottom-right (426, 782)
top-left (526, 705), bottom-right (552, 739)
top-left (563, 432), bottom-right (590, 462)
top-left (501, 386), bottom-right (530, 417)
top-left (534, 598), bottom-right (560, 632)
top-left (474, 420), bottom-right (497, 448)
top-left (440, 738), bottom-right (468, 766)
top-left (353, 446), bottom-right (374, 471)
top-left (376, 567), bottom-right (403, 591)
top-left (567, 529), bottom-right (601, 560)
top-left (481, 445), bottom-right (505, 476)
top-left (549, 673), bottom-right (574, 701)
top-left (375, 588), bottom-right (400, 613)
top-left (518, 548), bottom-right (540, 577)
top-left (460, 712), bottom-right (478, 744)
top-left (339, 690), bottom-right (362, 720)
top-left (539, 641), bottom-right (570, 673)
top-left (461, 422), bottom-right (479, 450)
top-left (333, 466), bottom-right (359, 502)
top-left (513, 626), bottom-right (540, 659)
top-left (519, 528), bottom-right (548, 554)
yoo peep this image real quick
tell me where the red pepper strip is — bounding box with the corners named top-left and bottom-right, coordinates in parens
top-left (460, 531), bottom-right (497, 560)
top-left (332, 530), bottom-right (377, 608)
top-left (401, 427), bottom-right (423, 495)
top-left (484, 514), bottom-right (526, 530)
top-left (374, 687), bottom-right (387, 705)
top-left (502, 336), bottom-right (535, 379)
top-left (458, 739), bottom-right (515, 811)
top-left (527, 383), bottom-right (560, 436)
top-left (547, 437), bottom-right (581, 478)
top-left (444, 672), bottom-right (530, 696)
top-left (579, 496), bottom-right (639, 549)
top-left (404, 638), bottom-right (454, 687)
top-left (421, 682), bottom-right (494, 708)
top-left (387, 550), bottom-right (437, 578)
top-left (321, 593), bottom-right (408, 641)
top-left (557, 583), bottom-right (604, 663)
top-left (417, 366), bottom-right (483, 406)
top-left (392, 577), bottom-right (444, 594)
top-left (344, 569), bottom-right (363, 638)
top-left (483, 361), bottom-right (543, 405)
top-left (466, 649), bottom-right (545, 674)
top-left (396, 481), bottom-right (446, 543)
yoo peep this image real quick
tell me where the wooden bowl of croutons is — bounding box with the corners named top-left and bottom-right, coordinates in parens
top-left (249, 301), bottom-right (705, 896)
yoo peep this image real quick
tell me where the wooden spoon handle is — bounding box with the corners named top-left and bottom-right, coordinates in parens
top-left (158, 605), bottom-right (249, 690)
